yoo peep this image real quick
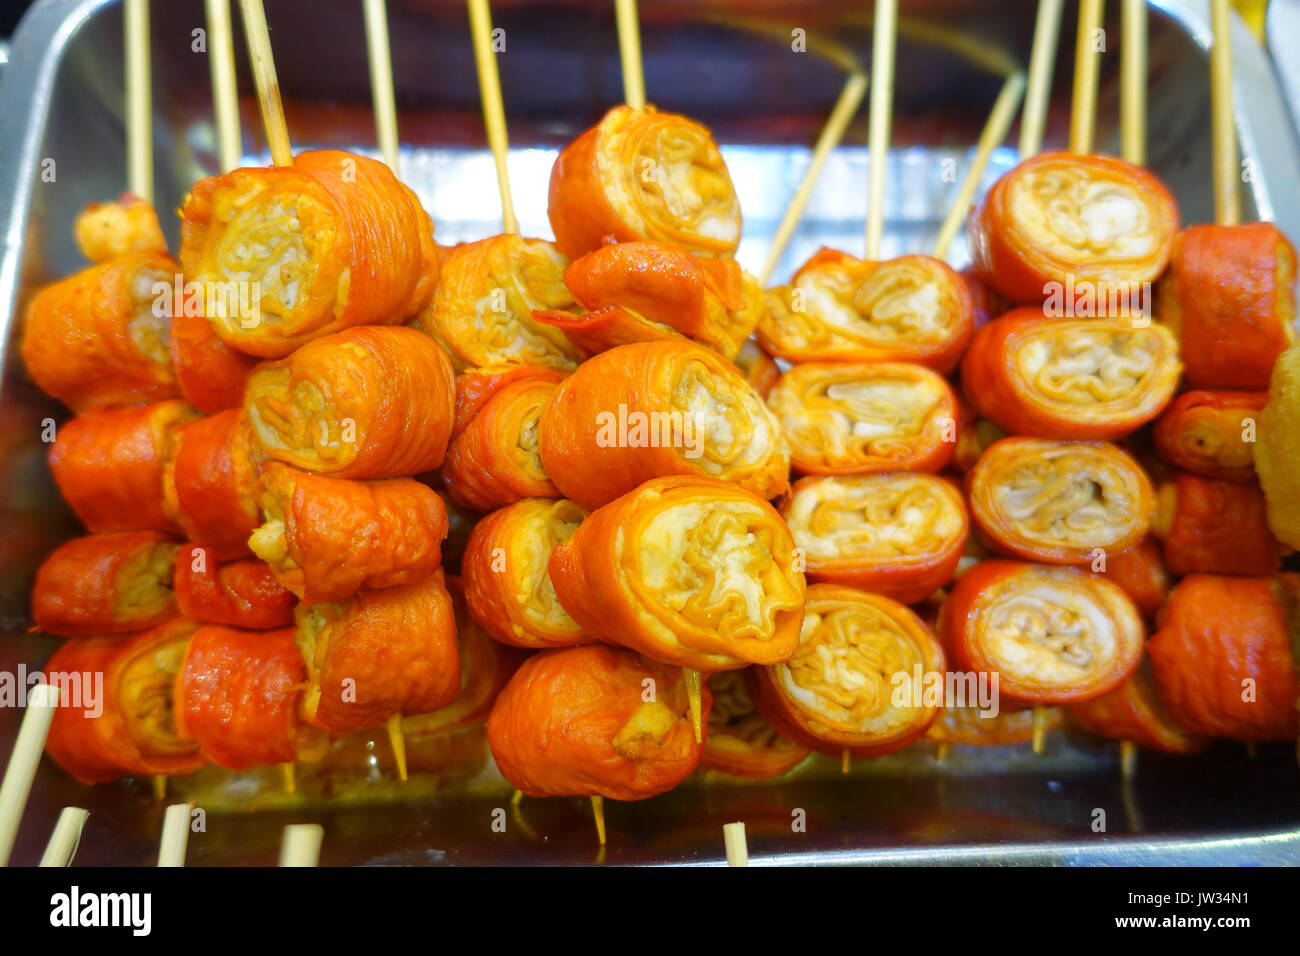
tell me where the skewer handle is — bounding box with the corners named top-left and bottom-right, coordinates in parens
top-left (386, 713), bottom-right (408, 782)
top-left (125, 0), bottom-right (153, 201)
top-left (157, 802), bottom-right (193, 867)
top-left (1210, 0), bottom-right (1241, 225)
top-left (591, 795), bottom-right (607, 846)
top-left (1119, 0), bottom-right (1147, 166)
top-left (684, 667), bottom-right (703, 743)
top-left (723, 821), bottom-right (748, 867)
top-left (1068, 0), bottom-right (1106, 155)
top-left (0, 682), bottom-right (59, 866)
top-left (615, 0), bottom-right (646, 110)
top-left (238, 0), bottom-right (294, 167)
top-left (467, 0), bottom-right (519, 234)
top-left (279, 823), bottom-right (324, 866)
top-left (364, 0), bottom-right (401, 173)
top-left (205, 0), bottom-right (243, 173)
top-left (1020, 0), bottom-right (1065, 158)
top-left (39, 807), bottom-right (89, 867)
top-left (864, 0), bottom-right (899, 261)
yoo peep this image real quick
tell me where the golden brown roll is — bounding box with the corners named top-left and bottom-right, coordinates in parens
top-left (539, 339), bottom-right (789, 511)
top-left (1068, 661), bottom-right (1205, 753)
top-left (1099, 537), bottom-right (1169, 620)
top-left (1153, 389), bottom-right (1267, 483)
top-left (73, 194), bottom-right (168, 264)
top-left (1151, 472), bottom-right (1287, 577)
top-left (179, 150), bottom-right (438, 357)
top-left (173, 548), bottom-right (296, 629)
top-left (166, 409), bottom-right (263, 561)
top-left (244, 326), bottom-right (455, 479)
top-left (701, 670), bottom-right (810, 778)
top-left (549, 476), bottom-right (805, 671)
top-left (548, 105), bottom-right (741, 260)
top-left (1257, 341), bottom-right (1300, 549)
top-left (168, 309), bottom-right (260, 415)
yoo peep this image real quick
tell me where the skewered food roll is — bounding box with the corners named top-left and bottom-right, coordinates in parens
top-left (244, 326), bottom-right (455, 479)
top-left (1100, 538), bottom-right (1169, 619)
top-left (967, 152), bottom-right (1179, 305)
top-left (21, 251), bottom-right (180, 412)
top-left (166, 409), bottom-right (262, 561)
top-left (750, 585), bottom-right (946, 757)
top-left (487, 644), bottom-right (708, 800)
top-left (179, 149), bottom-right (439, 358)
top-left (1068, 661), bottom-right (1205, 753)
top-left (548, 105), bottom-right (741, 260)
top-left (295, 571), bottom-right (460, 735)
top-left (174, 548), bottom-right (296, 629)
top-left (1160, 223), bottom-right (1296, 390)
top-left (44, 637), bottom-right (135, 783)
top-left (175, 624), bottom-right (325, 769)
top-left (940, 561), bottom-right (1144, 705)
top-left (758, 250), bottom-right (973, 373)
top-left (781, 473), bottom-right (967, 605)
top-left (1153, 390), bottom-right (1266, 483)
top-left (461, 498), bottom-right (590, 649)
top-left (1257, 342), bottom-right (1300, 549)
top-left (968, 438), bottom-right (1154, 564)
top-left (960, 308), bottom-right (1181, 440)
top-left (1151, 473), bottom-right (1286, 576)
top-left (413, 234), bottom-right (581, 371)
top-left (168, 310), bottom-right (260, 414)
top-left (250, 462), bottom-right (448, 604)
top-left (539, 340), bottom-right (789, 511)
top-left (74, 194), bottom-right (167, 264)
top-left (701, 669), bottom-right (810, 778)
top-left (549, 476), bottom-right (806, 671)
top-left (1147, 574), bottom-right (1299, 740)
top-left (32, 531), bottom-right (180, 637)
top-left (48, 399), bottom-right (199, 534)
top-left (925, 705), bottom-right (1063, 747)
top-left (441, 370), bottom-right (563, 511)
top-left (766, 361), bottom-right (957, 475)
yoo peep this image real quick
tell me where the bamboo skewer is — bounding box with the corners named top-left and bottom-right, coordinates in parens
top-left (1120, 0), bottom-right (1147, 166)
top-left (591, 795), bottom-right (607, 845)
top-left (39, 807), bottom-right (89, 867)
top-left (279, 823), bottom-right (324, 866)
top-left (157, 803), bottom-right (193, 867)
top-left (1032, 706), bottom-right (1048, 755)
top-left (238, 0), bottom-right (293, 167)
top-left (841, 748), bottom-right (851, 775)
top-left (386, 714), bottom-right (408, 782)
top-left (684, 667), bottom-right (703, 743)
top-left (1210, 0), bottom-right (1240, 226)
top-left (1020, 0), bottom-right (1065, 158)
top-left (281, 761), bottom-right (296, 793)
top-left (864, 0), bottom-right (898, 261)
top-left (615, 0), bottom-right (646, 110)
top-left (723, 821), bottom-right (748, 866)
top-left (151, 775), bottom-right (166, 800)
top-left (364, 0), bottom-right (400, 173)
top-left (467, 0), bottom-right (519, 234)
top-left (125, 0), bottom-right (152, 201)
top-left (1068, 0), bottom-right (1106, 155)
top-left (0, 683), bottom-right (59, 866)
top-left (205, 0), bottom-right (242, 172)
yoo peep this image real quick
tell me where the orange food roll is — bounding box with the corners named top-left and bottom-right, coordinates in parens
top-left (757, 249), bottom-right (973, 373)
top-left (461, 498), bottom-right (590, 649)
top-left (44, 637), bottom-right (135, 783)
top-left (48, 399), bottom-right (199, 534)
top-left (1099, 538), bottom-right (1170, 620)
top-left (1147, 574), bottom-right (1299, 741)
top-left (244, 326), bottom-right (455, 479)
top-left (1160, 223), bottom-right (1297, 390)
top-left (532, 302), bottom-right (682, 355)
top-left (968, 438), bottom-right (1154, 564)
top-left (766, 362), bottom-right (957, 475)
top-left (1151, 473), bottom-right (1287, 577)
top-left (73, 193), bottom-right (167, 264)
top-left (539, 340), bottom-right (789, 511)
top-left (442, 370), bottom-right (563, 511)
top-left (925, 705), bottom-right (1063, 747)
top-left (940, 561), bottom-right (1144, 705)
top-left (451, 365), bottom-right (558, 440)
top-left (413, 234), bottom-right (582, 372)
top-left (701, 670), bottom-right (810, 779)
top-left (21, 251), bottom-right (180, 412)
top-left (486, 644), bottom-right (708, 800)
top-left (781, 474), bottom-right (968, 605)
top-left (295, 570), bottom-right (460, 735)
top-left (1068, 661), bottom-right (1205, 753)
top-left (960, 308), bottom-right (1181, 440)
top-left (967, 152), bottom-right (1179, 305)
top-left (1153, 389), bottom-right (1267, 483)
top-left (174, 624), bottom-right (323, 769)
top-left (249, 462), bottom-right (448, 604)
top-left (166, 409), bottom-right (262, 561)
top-left (174, 547), bottom-right (296, 629)
top-left (750, 585), bottom-right (946, 757)
top-left (549, 476), bottom-right (806, 671)
top-left (168, 310), bottom-right (259, 414)
top-left (32, 531), bottom-right (180, 637)
top-left (179, 149), bottom-right (438, 358)
top-left (548, 105), bottom-right (741, 260)
top-left (1257, 341), bottom-right (1300, 550)
top-left (732, 338), bottom-right (780, 399)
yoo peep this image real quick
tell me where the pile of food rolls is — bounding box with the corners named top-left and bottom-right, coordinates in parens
top-left (19, 103), bottom-right (1300, 813)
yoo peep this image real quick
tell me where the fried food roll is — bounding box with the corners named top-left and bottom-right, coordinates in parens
top-left (549, 476), bottom-right (806, 671)
top-left (967, 152), bottom-right (1179, 304)
top-left (74, 193), bottom-right (167, 264)
top-left (442, 370), bottom-right (563, 511)
top-left (940, 561), bottom-right (1144, 705)
top-left (1151, 473), bottom-right (1286, 576)
top-left (757, 250), bottom-right (973, 373)
top-left (532, 302), bottom-right (682, 355)
top-left (451, 365), bottom-right (557, 439)
top-left (961, 308), bottom-right (1180, 440)
top-left (1068, 661), bottom-right (1205, 753)
top-left (166, 409), bottom-right (262, 561)
top-left (547, 105), bottom-right (742, 260)
top-left (701, 670), bottom-right (810, 778)
top-left (1153, 389), bottom-right (1267, 483)
top-left (750, 585), bottom-right (946, 757)
top-left (174, 547), bottom-right (296, 629)
top-left (295, 570), bottom-right (460, 735)
top-left (781, 474), bottom-right (968, 605)
top-left (461, 498), bottom-right (590, 648)
top-left (44, 637), bottom-right (135, 783)
top-left (21, 251), bottom-right (180, 412)
top-left (179, 149), bottom-right (438, 358)
top-left (767, 362), bottom-right (957, 475)
top-left (250, 462), bottom-right (448, 604)
top-left (925, 705), bottom-right (1063, 747)
top-left (168, 310), bottom-right (260, 414)
top-left (413, 234), bottom-right (582, 372)
top-left (1257, 341), bottom-right (1300, 549)
top-left (1160, 222), bottom-right (1296, 390)
top-left (1100, 538), bottom-right (1169, 620)
top-left (48, 399), bottom-right (199, 534)
top-left (32, 531), bottom-right (180, 637)
top-left (486, 644), bottom-right (707, 800)
top-left (174, 624), bottom-right (323, 768)
top-left (1148, 574), bottom-right (1299, 740)
top-left (968, 438), bottom-right (1155, 564)
top-left (539, 340), bottom-right (789, 511)
top-left (245, 326), bottom-right (455, 479)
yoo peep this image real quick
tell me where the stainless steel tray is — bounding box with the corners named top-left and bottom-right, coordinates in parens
top-left (1, 0), bottom-right (1299, 866)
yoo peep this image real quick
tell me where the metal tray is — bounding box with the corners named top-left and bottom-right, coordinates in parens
top-left (1, 0), bottom-right (1299, 866)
